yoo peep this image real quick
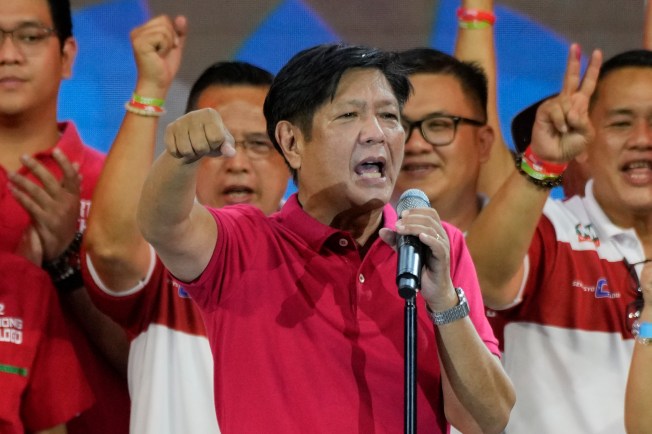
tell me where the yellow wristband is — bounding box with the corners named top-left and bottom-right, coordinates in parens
top-left (132, 93), bottom-right (165, 107)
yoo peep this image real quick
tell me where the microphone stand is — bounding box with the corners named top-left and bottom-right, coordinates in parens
top-left (404, 293), bottom-right (417, 434)
top-left (395, 189), bottom-right (430, 434)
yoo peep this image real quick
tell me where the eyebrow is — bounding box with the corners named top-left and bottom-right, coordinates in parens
top-left (401, 111), bottom-right (449, 122)
top-left (335, 98), bottom-right (400, 111)
top-left (605, 108), bottom-right (636, 117)
top-left (0, 20), bottom-right (50, 29)
top-left (242, 132), bottom-right (270, 139)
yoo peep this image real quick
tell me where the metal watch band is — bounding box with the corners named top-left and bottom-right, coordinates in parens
top-left (428, 287), bottom-right (470, 326)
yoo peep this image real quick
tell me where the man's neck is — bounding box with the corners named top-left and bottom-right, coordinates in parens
top-left (433, 192), bottom-right (483, 234)
top-left (630, 218), bottom-right (652, 259)
top-left (0, 113), bottom-right (61, 171)
top-left (299, 192), bottom-right (386, 252)
top-left (322, 204), bottom-right (383, 252)
top-left (593, 187), bottom-right (652, 258)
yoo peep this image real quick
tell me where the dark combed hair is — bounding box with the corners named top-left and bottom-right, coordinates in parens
top-left (47, 0), bottom-right (73, 47)
top-left (396, 47), bottom-right (489, 121)
top-left (591, 49), bottom-right (652, 106)
top-left (185, 61), bottom-right (274, 113)
top-left (263, 43), bottom-right (411, 155)
top-left (598, 49), bottom-right (652, 80)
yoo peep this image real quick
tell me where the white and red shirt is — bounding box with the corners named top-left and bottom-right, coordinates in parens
top-left (489, 180), bottom-right (642, 434)
top-left (83, 248), bottom-right (220, 434)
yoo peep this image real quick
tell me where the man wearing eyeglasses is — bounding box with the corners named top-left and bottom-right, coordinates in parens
top-left (81, 15), bottom-right (290, 434)
top-left (393, 48), bottom-right (497, 233)
top-left (0, 1), bottom-right (131, 434)
top-left (393, 0), bottom-right (515, 233)
top-left (393, 48), bottom-right (494, 231)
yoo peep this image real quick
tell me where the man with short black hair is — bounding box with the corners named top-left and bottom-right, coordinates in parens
top-left (137, 42), bottom-right (514, 434)
top-left (394, 48), bottom-right (495, 232)
top-left (0, 1), bottom-right (130, 432)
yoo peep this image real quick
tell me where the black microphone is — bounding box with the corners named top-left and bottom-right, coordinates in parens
top-left (395, 189), bottom-right (430, 299)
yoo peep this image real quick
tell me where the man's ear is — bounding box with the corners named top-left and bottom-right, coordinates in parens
top-left (476, 124), bottom-right (495, 164)
top-left (276, 121), bottom-right (303, 171)
top-left (60, 37), bottom-right (77, 79)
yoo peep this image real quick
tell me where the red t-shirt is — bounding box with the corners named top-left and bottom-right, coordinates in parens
top-left (181, 196), bottom-right (499, 434)
top-left (0, 122), bottom-right (130, 434)
top-left (0, 252), bottom-right (94, 433)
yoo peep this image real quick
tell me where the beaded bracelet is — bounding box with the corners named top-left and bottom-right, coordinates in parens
top-left (43, 232), bottom-right (84, 292)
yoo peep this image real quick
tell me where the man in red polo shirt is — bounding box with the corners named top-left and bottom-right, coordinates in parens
top-left (0, 251), bottom-right (94, 433)
top-left (0, 0), bottom-right (130, 432)
top-left (137, 43), bottom-right (515, 433)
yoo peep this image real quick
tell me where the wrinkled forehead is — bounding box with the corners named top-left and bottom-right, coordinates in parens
top-left (327, 68), bottom-right (400, 109)
top-left (195, 86), bottom-right (268, 134)
top-left (196, 85), bottom-right (268, 111)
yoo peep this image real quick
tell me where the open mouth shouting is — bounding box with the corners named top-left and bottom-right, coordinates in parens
top-left (354, 157), bottom-right (386, 180)
top-left (222, 184), bottom-right (255, 204)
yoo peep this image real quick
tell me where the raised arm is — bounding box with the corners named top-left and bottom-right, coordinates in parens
top-left (625, 261), bottom-right (652, 434)
top-left (455, 0), bottom-right (514, 198)
top-left (645, 0), bottom-right (652, 49)
top-left (137, 108), bottom-right (236, 282)
top-left (466, 44), bottom-right (602, 308)
top-left (83, 15), bottom-right (186, 292)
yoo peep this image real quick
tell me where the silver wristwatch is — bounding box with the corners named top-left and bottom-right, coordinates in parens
top-left (427, 287), bottom-right (470, 326)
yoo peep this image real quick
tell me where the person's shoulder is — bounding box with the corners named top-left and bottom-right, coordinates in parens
top-left (442, 220), bottom-right (464, 242)
top-left (209, 204), bottom-right (271, 232)
top-left (57, 121), bottom-right (106, 171)
top-left (543, 194), bottom-right (589, 226)
top-left (79, 143), bottom-right (106, 162)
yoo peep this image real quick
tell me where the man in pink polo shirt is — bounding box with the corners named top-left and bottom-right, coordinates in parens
top-left (137, 43), bottom-right (515, 433)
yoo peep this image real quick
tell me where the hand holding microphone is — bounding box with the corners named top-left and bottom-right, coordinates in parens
top-left (379, 189), bottom-right (454, 304)
top-left (395, 189), bottom-right (430, 298)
